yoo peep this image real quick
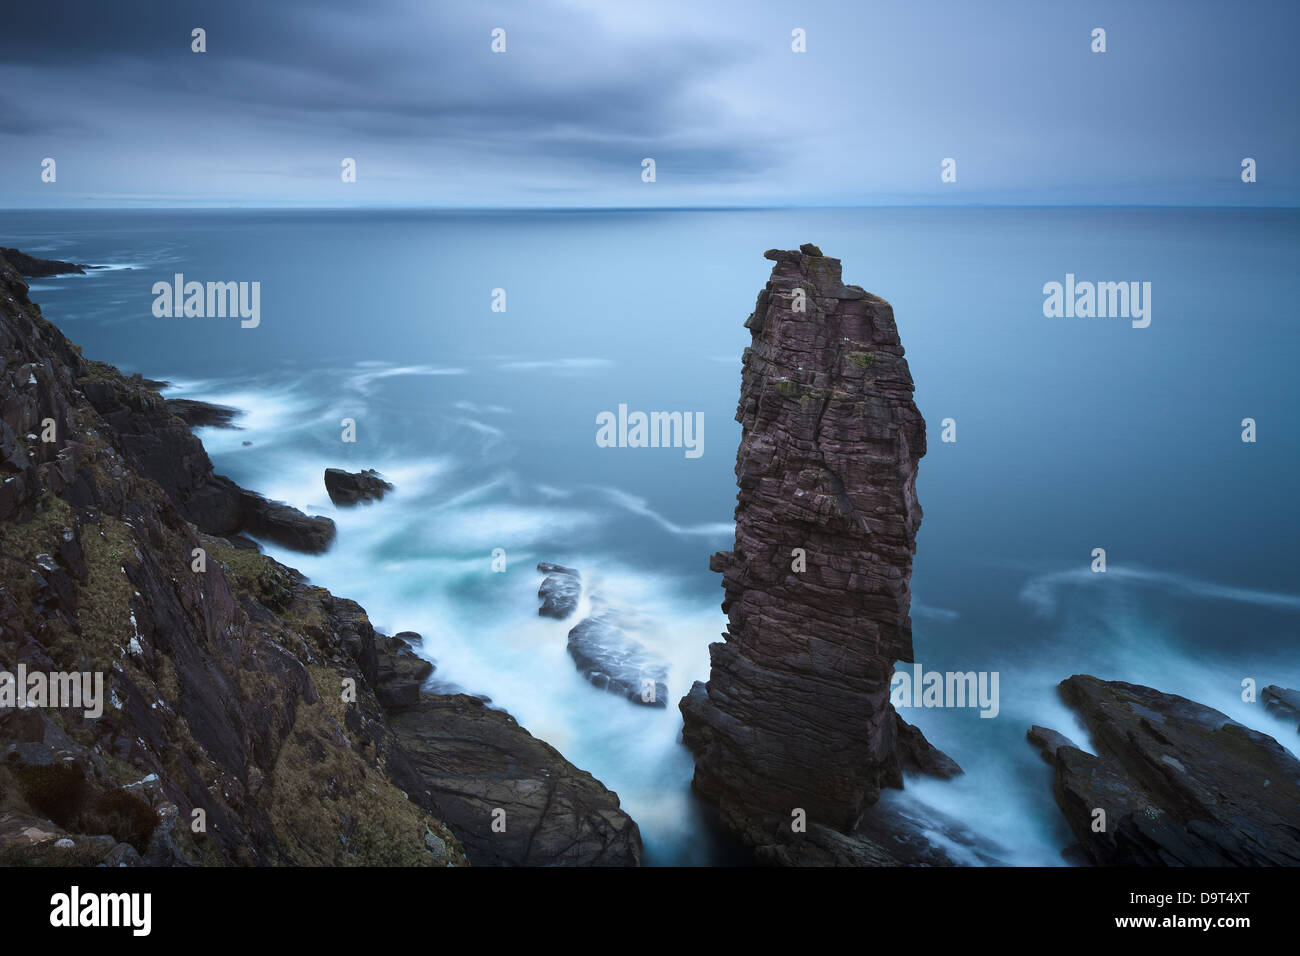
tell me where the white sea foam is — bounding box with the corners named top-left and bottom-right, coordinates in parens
top-left (591, 485), bottom-right (734, 538)
top-left (1019, 564), bottom-right (1300, 617)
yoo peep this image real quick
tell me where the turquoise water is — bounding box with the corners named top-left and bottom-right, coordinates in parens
top-left (6, 207), bottom-right (1298, 864)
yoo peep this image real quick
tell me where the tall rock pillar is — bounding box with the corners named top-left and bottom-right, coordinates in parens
top-left (681, 244), bottom-right (934, 839)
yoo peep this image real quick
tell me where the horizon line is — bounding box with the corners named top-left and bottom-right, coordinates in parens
top-left (3, 202), bottom-right (1298, 213)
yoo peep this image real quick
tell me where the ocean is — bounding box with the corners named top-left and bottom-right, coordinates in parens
top-left (6, 206), bottom-right (1298, 865)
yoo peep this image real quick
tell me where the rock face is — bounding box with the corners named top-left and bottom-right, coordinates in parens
top-left (1029, 676), bottom-right (1300, 866)
top-left (390, 693), bottom-right (643, 866)
top-left (1262, 685), bottom-right (1300, 732)
top-left (537, 562), bottom-right (581, 619)
top-left (680, 244), bottom-right (954, 859)
top-left (0, 247), bottom-right (87, 277)
top-left (373, 632), bottom-right (434, 711)
top-left (164, 398), bottom-right (241, 429)
top-left (324, 467), bottom-right (393, 506)
top-left (566, 614), bottom-right (669, 708)
top-left (0, 248), bottom-right (641, 867)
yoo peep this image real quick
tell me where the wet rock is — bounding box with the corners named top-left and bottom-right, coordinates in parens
top-left (1262, 685), bottom-right (1300, 732)
top-left (537, 562), bottom-right (581, 619)
top-left (1026, 725), bottom-right (1080, 761)
top-left (1032, 675), bottom-right (1300, 866)
top-left (567, 615), bottom-right (668, 707)
top-left (237, 490), bottom-right (336, 553)
top-left (894, 713), bottom-right (963, 779)
top-left (323, 468), bottom-right (393, 506)
top-left (164, 398), bottom-right (242, 429)
top-left (374, 632), bottom-right (434, 713)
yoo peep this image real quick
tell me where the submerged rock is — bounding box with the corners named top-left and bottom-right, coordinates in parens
top-left (324, 467), bottom-right (393, 506)
top-left (567, 614), bottom-right (669, 707)
top-left (1030, 675), bottom-right (1300, 866)
top-left (1262, 684), bottom-right (1300, 733)
top-left (537, 562), bottom-right (581, 619)
top-left (679, 245), bottom-right (955, 863)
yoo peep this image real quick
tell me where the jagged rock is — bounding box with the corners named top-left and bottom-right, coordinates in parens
top-left (374, 632), bottom-right (434, 712)
top-left (1031, 675), bottom-right (1300, 866)
top-left (391, 693), bottom-right (643, 866)
top-left (893, 713), bottom-right (963, 779)
top-left (680, 245), bottom-right (953, 862)
top-left (1026, 725), bottom-right (1080, 761)
top-left (0, 247), bottom-right (87, 277)
top-left (567, 615), bottom-right (668, 707)
top-left (324, 467), bottom-right (393, 506)
top-left (537, 562), bottom-right (581, 619)
top-left (164, 398), bottom-right (241, 429)
top-left (236, 488), bottom-right (335, 553)
top-left (1262, 685), bottom-right (1300, 732)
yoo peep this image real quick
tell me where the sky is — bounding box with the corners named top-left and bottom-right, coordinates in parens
top-left (1, 0), bottom-right (1296, 208)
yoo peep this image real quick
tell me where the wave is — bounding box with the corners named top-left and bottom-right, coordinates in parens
top-left (345, 363), bottom-right (468, 395)
top-left (590, 485), bottom-right (733, 538)
top-left (1018, 564), bottom-right (1300, 617)
top-left (497, 357), bottom-right (613, 372)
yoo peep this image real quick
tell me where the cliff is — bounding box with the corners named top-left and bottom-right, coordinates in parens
top-left (0, 250), bottom-right (641, 866)
top-left (680, 244), bottom-right (956, 863)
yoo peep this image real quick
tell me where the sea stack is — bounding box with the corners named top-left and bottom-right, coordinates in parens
top-left (680, 244), bottom-right (949, 852)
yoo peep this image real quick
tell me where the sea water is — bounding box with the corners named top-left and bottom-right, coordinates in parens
top-left (6, 206), bottom-right (1298, 865)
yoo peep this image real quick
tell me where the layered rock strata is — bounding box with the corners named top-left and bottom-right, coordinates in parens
top-left (680, 244), bottom-right (955, 858)
top-left (1028, 675), bottom-right (1300, 866)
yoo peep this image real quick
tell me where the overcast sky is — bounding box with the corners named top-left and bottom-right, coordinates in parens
top-left (2, 0), bottom-right (1296, 208)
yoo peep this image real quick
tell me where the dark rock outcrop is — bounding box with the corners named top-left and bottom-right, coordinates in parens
top-left (1030, 675), bottom-right (1300, 866)
top-left (0, 247), bottom-right (87, 277)
top-left (390, 693), bottom-right (643, 866)
top-left (1262, 684), bottom-right (1300, 733)
top-left (537, 562), bottom-right (581, 619)
top-left (566, 614), bottom-right (669, 707)
top-left (58, 333), bottom-right (332, 554)
top-left (324, 467), bottom-right (393, 506)
top-left (0, 248), bottom-right (641, 867)
top-left (679, 245), bottom-right (954, 862)
top-left (235, 488), bottom-right (336, 553)
top-left (164, 398), bottom-right (241, 429)
top-left (373, 632), bottom-right (434, 711)
top-left (893, 713), bottom-right (963, 779)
